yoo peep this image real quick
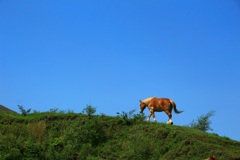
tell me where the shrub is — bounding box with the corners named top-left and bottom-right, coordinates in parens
top-left (189, 110), bottom-right (215, 131)
top-left (117, 109), bottom-right (135, 120)
top-left (18, 105), bottom-right (31, 116)
top-left (133, 113), bottom-right (146, 122)
top-left (82, 118), bottom-right (107, 146)
top-left (117, 109), bottom-right (146, 124)
top-left (83, 105), bottom-right (96, 117)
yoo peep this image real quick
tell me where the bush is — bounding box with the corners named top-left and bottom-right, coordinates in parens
top-left (83, 105), bottom-right (96, 117)
top-left (18, 105), bottom-right (31, 116)
top-left (117, 109), bottom-right (135, 120)
top-left (83, 118), bottom-right (107, 147)
top-left (116, 109), bottom-right (146, 125)
top-left (133, 113), bottom-right (146, 122)
top-left (189, 110), bottom-right (215, 131)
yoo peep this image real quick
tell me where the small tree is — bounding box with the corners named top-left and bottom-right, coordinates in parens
top-left (83, 105), bottom-right (96, 117)
top-left (189, 110), bottom-right (215, 131)
top-left (18, 105), bottom-right (31, 116)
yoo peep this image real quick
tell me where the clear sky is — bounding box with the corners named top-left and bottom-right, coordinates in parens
top-left (1, 1), bottom-right (240, 141)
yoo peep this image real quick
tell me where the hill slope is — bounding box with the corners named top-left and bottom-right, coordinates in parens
top-left (0, 104), bottom-right (17, 114)
top-left (0, 112), bottom-right (239, 160)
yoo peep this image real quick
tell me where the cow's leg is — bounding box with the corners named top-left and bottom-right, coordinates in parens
top-left (147, 113), bottom-right (151, 121)
top-left (165, 110), bottom-right (173, 124)
top-left (151, 110), bottom-right (157, 122)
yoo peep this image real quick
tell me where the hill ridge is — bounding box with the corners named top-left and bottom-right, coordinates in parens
top-left (0, 104), bottom-right (17, 114)
top-left (0, 112), bottom-right (239, 159)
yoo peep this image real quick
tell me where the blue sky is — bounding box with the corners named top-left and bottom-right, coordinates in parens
top-left (1, 0), bottom-right (240, 141)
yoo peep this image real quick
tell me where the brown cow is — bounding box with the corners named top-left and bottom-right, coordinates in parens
top-left (140, 97), bottom-right (183, 124)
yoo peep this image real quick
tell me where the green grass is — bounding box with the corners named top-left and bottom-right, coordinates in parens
top-left (0, 112), bottom-right (239, 160)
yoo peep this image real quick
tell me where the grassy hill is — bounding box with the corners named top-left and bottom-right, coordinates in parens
top-left (0, 104), bottom-right (17, 114)
top-left (0, 111), bottom-right (239, 160)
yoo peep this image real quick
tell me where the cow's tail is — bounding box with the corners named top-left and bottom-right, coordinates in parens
top-left (170, 100), bottom-right (183, 114)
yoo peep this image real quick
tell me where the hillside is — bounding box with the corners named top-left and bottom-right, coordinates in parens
top-left (0, 112), bottom-right (239, 160)
top-left (0, 104), bottom-right (17, 114)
